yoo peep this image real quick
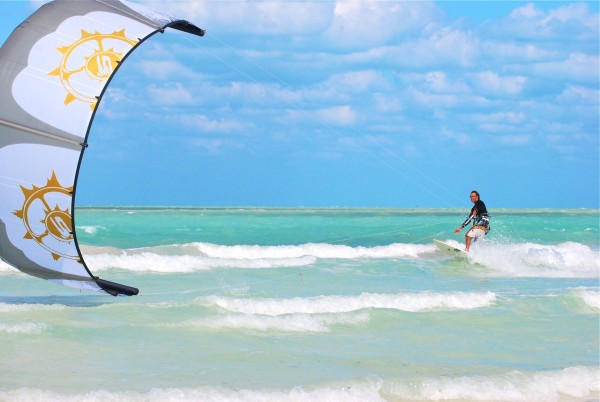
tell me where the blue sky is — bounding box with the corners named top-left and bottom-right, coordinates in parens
top-left (2, 1), bottom-right (599, 208)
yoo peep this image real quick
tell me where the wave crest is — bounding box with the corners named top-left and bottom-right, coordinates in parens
top-left (167, 311), bottom-right (370, 333)
top-left (467, 241), bottom-right (600, 278)
top-left (70, 240), bottom-right (600, 278)
top-left (197, 291), bottom-right (497, 315)
top-left (384, 366), bottom-right (600, 401)
top-left (0, 321), bottom-right (47, 334)
top-left (80, 242), bottom-right (431, 272)
top-left (573, 288), bottom-right (600, 310)
top-left (0, 366), bottom-right (597, 401)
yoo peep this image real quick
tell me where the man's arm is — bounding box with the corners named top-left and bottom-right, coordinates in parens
top-left (455, 212), bottom-right (475, 233)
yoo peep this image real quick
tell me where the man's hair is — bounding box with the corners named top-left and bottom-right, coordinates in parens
top-left (471, 190), bottom-right (480, 197)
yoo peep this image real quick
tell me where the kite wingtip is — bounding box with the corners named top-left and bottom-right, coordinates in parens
top-left (95, 277), bottom-right (139, 296)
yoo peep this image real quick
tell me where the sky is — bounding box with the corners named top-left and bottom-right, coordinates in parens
top-left (1, 1), bottom-right (599, 208)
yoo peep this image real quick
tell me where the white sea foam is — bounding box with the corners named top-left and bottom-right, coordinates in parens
top-left (384, 366), bottom-right (600, 401)
top-left (0, 259), bottom-right (20, 274)
top-left (0, 303), bottom-right (65, 313)
top-left (0, 321), bottom-right (47, 334)
top-left (197, 291), bottom-right (497, 315)
top-left (82, 242), bottom-right (432, 272)
top-left (460, 241), bottom-right (600, 278)
top-left (79, 240), bottom-right (600, 277)
top-left (0, 366), bottom-right (596, 402)
top-left (573, 289), bottom-right (600, 310)
top-left (85, 252), bottom-right (316, 272)
top-left (77, 225), bottom-right (106, 235)
top-left (169, 311), bottom-right (370, 333)
top-left (0, 385), bottom-right (384, 402)
top-left (188, 241), bottom-right (431, 259)
top-left (79, 239), bottom-right (600, 277)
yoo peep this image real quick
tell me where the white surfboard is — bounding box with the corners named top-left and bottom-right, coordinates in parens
top-left (433, 239), bottom-right (468, 258)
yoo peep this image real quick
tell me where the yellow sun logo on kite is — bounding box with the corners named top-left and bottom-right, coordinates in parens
top-left (13, 172), bottom-right (78, 261)
top-left (48, 29), bottom-right (138, 110)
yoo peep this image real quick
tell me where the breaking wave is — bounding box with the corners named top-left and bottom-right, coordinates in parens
top-left (573, 288), bottom-right (600, 310)
top-left (197, 291), bottom-right (497, 315)
top-left (0, 259), bottom-right (18, 274)
top-left (4, 240), bottom-right (595, 278)
top-left (0, 303), bottom-right (65, 313)
top-left (437, 239), bottom-right (599, 278)
top-left (0, 366), bottom-right (596, 401)
top-left (0, 321), bottom-right (47, 334)
top-left (165, 311), bottom-right (370, 333)
top-left (80, 242), bottom-right (431, 273)
top-left (153, 292), bottom-right (499, 333)
top-left (466, 241), bottom-right (600, 278)
top-left (383, 365), bottom-right (600, 401)
top-left (78, 225), bottom-right (107, 235)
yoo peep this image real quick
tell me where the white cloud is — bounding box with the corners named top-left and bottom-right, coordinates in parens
top-left (373, 93), bottom-right (403, 114)
top-left (317, 105), bottom-right (356, 126)
top-left (147, 83), bottom-right (195, 105)
top-left (286, 105), bottom-right (356, 126)
top-left (187, 137), bottom-right (244, 154)
top-left (470, 71), bottom-right (527, 96)
top-left (467, 112), bottom-right (530, 141)
top-left (558, 85), bottom-right (599, 104)
top-left (224, 81), bottom-right (300, 104)
top-left (96, 88), bottom-right (132, 120)
top-left (481, 40), bottom-right (553, 62)
top-left (423, 27), bottom-right (479, 66)
top-left (251, 2), bottom-right (333, 34)
top-left (494, 134), bottom-right (530, 146)
top-left (472, 111), bottom-right (526, 125)
top-left (530, 53), bottom-right (599, 83)
top-left (385, 27), bottom-right (479, 67)
top-left (178, 114), bottom-right (247, 133)
top-left (399, 71), bottom-right (470, 94)
top-left (138, 60), bottom-right (203, 80)
top-left (492, 2), bottom-right (599, 39)
top-left (148, 0), bottom-right (333, 35)
top-left (409, 88), bottom-right (459, 109)
top-left (104, 88), bottom-right (128, 103)
top-left (424, 71), bottom-right (455, 92)
top-left (146, 79), bottom-right (301, 109)
top-left (323, 70), bottom-right (388, 92)
top-left (142, 0), bottom-right (445, 50)
top-left (324, 1), bottom-right (441, 48)
top-left (510, 3), bottom-right (544, 21)
top-left (545, 2), bottom-right (599, 36)
top-left (112, 0), bottom-right (596, 179)
top-left (439, 127), bottom-right (470, 146)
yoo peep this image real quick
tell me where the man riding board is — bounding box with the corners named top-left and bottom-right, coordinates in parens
top-left (455, 190), bottom-right (490, 252)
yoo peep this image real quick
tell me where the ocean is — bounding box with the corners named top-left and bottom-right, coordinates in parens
top-left (0, 207), bottom-right (598, 401)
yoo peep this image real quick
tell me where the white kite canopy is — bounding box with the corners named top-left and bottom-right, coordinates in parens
top-left (0, 0), bottom-right (204, 296)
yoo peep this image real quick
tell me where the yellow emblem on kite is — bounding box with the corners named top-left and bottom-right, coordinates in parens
top-left (48, 29), bottom-right (138, 110)
top-left (13, 172), bottom-right (78, 261)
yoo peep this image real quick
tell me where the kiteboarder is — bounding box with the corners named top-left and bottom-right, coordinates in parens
top-left (454, 190), bottom-right (490, 252)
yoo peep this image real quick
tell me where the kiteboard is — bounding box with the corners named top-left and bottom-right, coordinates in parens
top-left (433, 239), bottom-right (468, 258)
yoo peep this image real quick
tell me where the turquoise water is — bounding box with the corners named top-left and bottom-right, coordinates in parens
top-left (0, 208), bottom-right (598, 401)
